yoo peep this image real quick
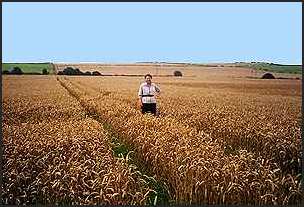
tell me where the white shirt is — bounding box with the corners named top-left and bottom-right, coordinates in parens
top-left (138, 82), bottom-right (160, 103)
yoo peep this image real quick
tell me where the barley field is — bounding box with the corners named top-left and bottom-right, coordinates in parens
top-left (2, 64), bottom-right (302, 205)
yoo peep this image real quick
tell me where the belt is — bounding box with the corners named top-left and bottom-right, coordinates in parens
top-left (141, 94), bottom-right (154, 97)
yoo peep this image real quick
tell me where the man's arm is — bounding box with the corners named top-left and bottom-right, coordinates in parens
top-left (138, 85), bottom-right (143, 106)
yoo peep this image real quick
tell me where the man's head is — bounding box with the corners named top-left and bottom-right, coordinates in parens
top-left (144, 74), bottom-right (152, 84)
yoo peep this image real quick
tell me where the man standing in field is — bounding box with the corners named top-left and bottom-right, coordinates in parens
top-left (138, 74), bottom-right (161, 116)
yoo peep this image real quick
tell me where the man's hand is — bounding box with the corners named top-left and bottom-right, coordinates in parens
top-left (137, 98), bottom-right (143, 109)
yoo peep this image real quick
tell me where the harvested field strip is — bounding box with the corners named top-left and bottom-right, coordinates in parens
top-left (2, 76), bottom-right (151, 205)
top-left (57, 76), bottom-right (302, 205)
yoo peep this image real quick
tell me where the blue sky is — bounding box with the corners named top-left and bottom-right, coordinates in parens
top-left (2, 2), bottom-right (302, 64)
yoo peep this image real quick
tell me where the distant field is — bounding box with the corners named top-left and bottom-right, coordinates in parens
top-left (55, 63), bottom-right (301, 80)
top-left (2, 62), bottom-right (301, 75)
top-left (234, 62), bottom-right (302, 74)
top-left (2, 63), bottom-right (53, 74)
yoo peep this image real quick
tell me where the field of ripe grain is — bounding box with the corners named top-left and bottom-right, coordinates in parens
top-left (2, 65), bottom-right (302, 205)
top-left (2, 76), bottom-right (152, 205)
top-left (60, 73), bottom-right (301, 204)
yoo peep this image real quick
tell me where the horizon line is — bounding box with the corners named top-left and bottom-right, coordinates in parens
top-left (2, 61), bottom-right (302, 66)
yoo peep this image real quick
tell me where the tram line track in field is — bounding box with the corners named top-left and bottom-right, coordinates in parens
top-left (59, 77), bottom-right (265, 160)
top-left (57, 76), bottom-right (172, 205)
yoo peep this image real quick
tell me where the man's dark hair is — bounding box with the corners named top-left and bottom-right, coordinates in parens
top-left (145, 74), bottom-right (152, 79)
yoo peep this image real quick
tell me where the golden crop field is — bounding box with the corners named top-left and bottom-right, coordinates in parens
top-left (2, 65), bottom-right (302, 205)
top-left (2, 76), bottom-right (152, 205)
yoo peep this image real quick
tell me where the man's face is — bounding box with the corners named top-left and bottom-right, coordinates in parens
top-left (145, 76), bottom-right (152, 84)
